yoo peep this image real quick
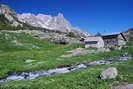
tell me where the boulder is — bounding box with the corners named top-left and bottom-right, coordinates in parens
top-left (60, 48), bottom-right (95, 58)
top-left (112, 84), bottom-right (133, 89)
top-left (25, 59), bottom-right (35, 63)
top-left (100, 67), bottom-right (118, 80)
top-left (51, 35), bottom-right (69, 44)
top-left (97, 48), bottom-right (110, 52)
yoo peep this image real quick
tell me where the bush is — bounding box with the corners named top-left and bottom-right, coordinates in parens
top-left (128, 28), bottom-right (133, 46)
top-left (67, 32), bottom-right (76, 37)
top-left (127, 46), bottom-right (133, 55)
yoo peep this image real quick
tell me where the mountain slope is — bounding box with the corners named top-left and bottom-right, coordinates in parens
top-left (0, 31), bottom-right (59, 52)
top-left (0, 4), bottom-right (21, 27)
top-left (17, 13), bottom-right (90, 37)
top-left (0, 4), bottom-right (41, 30)
top-left (0, 4), bottom-right (90, 37)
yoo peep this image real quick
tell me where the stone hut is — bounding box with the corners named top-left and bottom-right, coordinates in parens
top-left (102, 32), bottom-right (127, 48)
top-left (83, 32), bottom-right (127, 49)
top-left (84, 36), bottom-right (104, 48)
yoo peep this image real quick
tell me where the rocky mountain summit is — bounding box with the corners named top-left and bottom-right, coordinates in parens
top-left (17, 13), bottom-right (72, 32)
top-left (17, 13), bottom-right (90, 37)
top-left (0, 4), bottom-right (21, 26)
top-left (0, 4), bottom-right (90, 37)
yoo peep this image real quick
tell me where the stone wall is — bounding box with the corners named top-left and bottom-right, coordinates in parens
top-left (84, 36), bottom-right (104, 48)
top-left (102, 34), bottom-right (127, 49)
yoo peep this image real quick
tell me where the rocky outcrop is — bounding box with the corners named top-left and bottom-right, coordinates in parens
top-left (100, 67), bottom-right (118, 80)
top-left (60, 48), bottom-right (93, 58)
top-left (0, 30), bottom-right (81, 44)
top-left (125, 28), bottom-right (133, 45)
top-left (17, 13), bottom-right (71, 32)
top-left (112, 84), bottom-right (133, 89)
top-left (0, 4), bottom-right (21, 26)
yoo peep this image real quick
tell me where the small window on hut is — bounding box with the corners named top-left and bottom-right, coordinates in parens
top-left (85, 41), bottom-right (98, 44)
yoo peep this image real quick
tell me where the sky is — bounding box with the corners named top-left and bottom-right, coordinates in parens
top-left (0, 0), bottom-right (132, 33)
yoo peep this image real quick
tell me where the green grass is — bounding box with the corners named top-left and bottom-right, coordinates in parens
top-left (0, 32), bottom-right (59, 52)
top-left (0, 31), bottom-right (133, 89)
top-left (0, 32), bottom-right (86, 77)
top-left (0, 58), bottom-right (133, 89)
top-left (0, 42), bottom-right (131, 78)
top-left (85, 47), bottom-right (98, 50)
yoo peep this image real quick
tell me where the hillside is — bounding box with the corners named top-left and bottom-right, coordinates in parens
top-left (0, 4), bottom-right (133, 89)
top-left (0, 14), bottom-right (40, 30)
top-left (0, 31), bottom-right (60, 52)
top-left (0, 29), bottom-right (133, 89)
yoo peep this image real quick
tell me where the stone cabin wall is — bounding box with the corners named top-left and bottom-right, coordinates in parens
top-left (102, 35), bottom-right (118, 48)
top-left (102, 33), bottom-right (127, 49)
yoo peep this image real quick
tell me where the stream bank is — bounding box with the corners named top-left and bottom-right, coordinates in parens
top-left (0, 55), bottom-right (132, 83)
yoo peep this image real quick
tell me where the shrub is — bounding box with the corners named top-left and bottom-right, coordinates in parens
top-left (128, 28), bottom-right (133, 46)
top-left (67, 32), bottom-right (76, 37)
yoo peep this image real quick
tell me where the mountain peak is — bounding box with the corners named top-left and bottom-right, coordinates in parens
top-left (0, 4), bottom-right (8, 9)
top-left (0, 4), bottom-right (90, 37)
top-left (0, 4), bottom-right (16, 15)
top-left (17, 12), bottom-right (90, 37)
top-left (0, 4), bottom-right (22, 27)
top-left (58, 13), bottom-right (64, 18)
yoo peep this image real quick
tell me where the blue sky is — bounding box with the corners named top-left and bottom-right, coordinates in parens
top-left (0, 0), bottom-right (132, 33)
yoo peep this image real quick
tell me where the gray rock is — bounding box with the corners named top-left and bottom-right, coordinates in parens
top-left (112, 84), bottom-right (133, 89)
top-left (32, 45), bottom-right (40, 49)
top-left (97, 48), bottom-right (110, 52)
top-left (100, 67), bottom-right (118, 80)
top-left (61, 48), bottom-right (95, 58)
top-left (51, 35), bottom-right (69, 44)
top-left (11, 40), bottom-right (23, 46)
top-left (0, 4), bottom-right (22, 27)
top-left (25, 59), bottom-right (35, 63)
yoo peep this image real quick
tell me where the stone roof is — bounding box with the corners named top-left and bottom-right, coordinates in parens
top-left (102, 32), bottom-right (121, 36)
top-left (84, 36), bottom-right (102, 42)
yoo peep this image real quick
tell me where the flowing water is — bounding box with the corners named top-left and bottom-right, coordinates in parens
top-left (0, 55), bottom-right (132, 83)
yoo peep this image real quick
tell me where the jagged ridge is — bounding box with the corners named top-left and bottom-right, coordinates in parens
top-left (0, 4), bottom-right (90, 37)
top-left (17, 13), bottom-right (90, 37)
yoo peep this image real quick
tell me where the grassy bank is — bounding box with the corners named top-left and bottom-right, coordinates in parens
top-left (0, 32), bottom-right (133, 89)
top-left (0, 44), bottom-right (131, 78)
top-left (0, 57), bottom-right (133, 89)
